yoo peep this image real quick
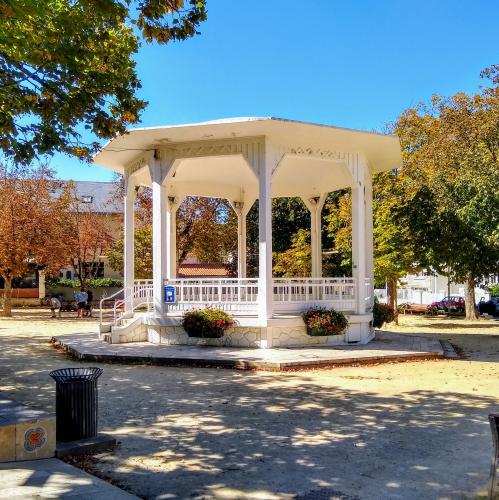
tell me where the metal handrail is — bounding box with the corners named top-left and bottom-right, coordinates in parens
top-left (99, 287), bottom-right (130, 328)
top-left (113, 286), bottom-right (153, 326)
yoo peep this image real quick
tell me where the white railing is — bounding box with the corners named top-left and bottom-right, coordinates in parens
top-left (113, 286), bottom-right (153, 326)
top-left (133, 280), bottom-right (153, 303)
top-left (273, 277), bottom-right (357, 312)
top-left (99, 283), bottom-right (154, 328)
top-left (164, 278), bottom-right (259, 313)
top-left (99, 287), bottom-right (127, 327)
top-left (99, 277), bottom-right (371, 319)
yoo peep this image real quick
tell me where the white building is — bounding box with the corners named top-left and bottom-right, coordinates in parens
top-left (94, 117), bottom-right (401, 347)
top-left (375, 271), bottom-right (492, 305)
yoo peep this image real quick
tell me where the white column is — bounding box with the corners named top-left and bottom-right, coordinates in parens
top-left (167, 197), bottom-right (180, 279)
top-left (38, 270), bottom-right (46, 300)
top-left (302, 194), bottom-right (327, 278)
top-left (352, 162), bottom-right (367, 314)
top-left (150, 156), bottom-right (170, 316)
top-left (229, 201), bottom-right (248, 278)
top-left (239, 212), bottom-right (247, 278)
top-left (124, 175), bottom-right (135, 311)
top-left (364, 172), bottom-right (374, 309)
top-left (258, 150), bottom-right (273, 325)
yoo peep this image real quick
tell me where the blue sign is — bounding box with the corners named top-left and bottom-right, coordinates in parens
top-left (164, 286), bottom-right (176, 303)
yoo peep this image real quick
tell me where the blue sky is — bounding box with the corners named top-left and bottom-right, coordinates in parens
top-left (51, 0), bottom-right (499, 182)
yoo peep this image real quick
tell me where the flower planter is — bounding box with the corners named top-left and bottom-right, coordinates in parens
top-left (186, 327), bottom-right (224, 339)
top-left (182, 308), bottom-right (233, 339)
top-left (372, 318), bottom-right (384, 328)
top-left (306, 327), bottom-right (343, 337)
top-left (303, 307), bottom-right (349, 337)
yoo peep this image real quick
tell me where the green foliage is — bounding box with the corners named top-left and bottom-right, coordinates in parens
top-left (273, 229), bottom-right (311, 277)
top-left (0, 0), bottom-right (206, 163)
top-left (247, 194), bottom-right (352, 278)
top-left (372, 170), bottom-right (416, 284)
top-left (395, 68), bottom-right (499, 318)
top-left (324, 189), bottom-right (352, 270)
top-left (106, 226), bottom-right (153, 279)
top-left (488, 284), bottom-right (499, 297)
top-left (272, 198), bottom-right (310, 252)
top-left (181, 308), bottom-right (234, 338)
top-left (372, 302), bottom-right (395, 328)
top-left (46, 277), bottom-right (123, 288)
top-left (302, 307), bottom-right (348, 336)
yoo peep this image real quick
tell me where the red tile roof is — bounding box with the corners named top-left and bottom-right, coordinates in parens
top-left (178, 263), bottom-right (232, 277)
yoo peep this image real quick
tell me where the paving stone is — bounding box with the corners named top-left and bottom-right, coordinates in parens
top-left (52, 331), bottom-right (444, 371)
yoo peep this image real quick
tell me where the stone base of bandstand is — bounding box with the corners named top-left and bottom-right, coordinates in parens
top-left (113, 314), bottom-right (375, 348)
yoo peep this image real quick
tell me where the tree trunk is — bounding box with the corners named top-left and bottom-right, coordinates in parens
top-left (386, 277), bottom-right (399, 325)
top-left (1, 276), bottom-right (13, 317)
top-left (465, 273), bottom-right (479, 320)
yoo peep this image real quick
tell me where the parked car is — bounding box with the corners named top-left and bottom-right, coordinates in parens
top-left (478, 297), bottom-right (499, 316)
top-left (429, 295), bottom-right (465, 314)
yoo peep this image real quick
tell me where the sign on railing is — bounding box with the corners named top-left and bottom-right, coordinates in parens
top-left (164, 286), bottom-right (176, 303)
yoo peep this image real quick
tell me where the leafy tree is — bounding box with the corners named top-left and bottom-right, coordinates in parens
top-left (371, 170), bottom-right (416, 314)
top-left (107, 195), bottom-right (238, 277)
top-left (324, 179), bottom-right (416, 316)
top-left (107, 225), bottom-right (153, 279)
top-left (66, 185), bottom-right (115, 287)
top-left (177, 197), bottom-right (237, 265)
top-left (324, 189), bottom-right (352, 271)
top-left (272, 198), bottom-right (310, 253)
top-left (396, 71), bottom-right (499, 319)
top-left (247, 197), bottom-right (311, 277)
top-left (0, 164), bottom-right (73, 316)
top-left (0, 0), bottom-right (207, 163)
top-left (273, 229), bottom-right (311, 277)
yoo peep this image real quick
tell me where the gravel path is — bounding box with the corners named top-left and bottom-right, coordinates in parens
top-left (1, 310), bottom-right (498, 499)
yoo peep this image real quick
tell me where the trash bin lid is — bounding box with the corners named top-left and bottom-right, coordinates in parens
top-left (49, 367), bottom-right (103, 383)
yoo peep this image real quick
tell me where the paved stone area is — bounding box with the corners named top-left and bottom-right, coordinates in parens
top-left (3, 312), bottom-right (497, 499)
top-left (52, 331), bottom-right (444, 370)
top-left (0, 458), bottom-right (138, 498)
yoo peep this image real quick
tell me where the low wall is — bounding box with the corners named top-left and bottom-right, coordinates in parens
top-left (0, 288), bottom-right (39, 299)
top-left (116, 315), bottom-right (374, 348)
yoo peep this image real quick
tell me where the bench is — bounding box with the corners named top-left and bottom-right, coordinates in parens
top-left (0, 397), bottom-right (55, 462)
top-left (403, 304), bottom-right (429, 315)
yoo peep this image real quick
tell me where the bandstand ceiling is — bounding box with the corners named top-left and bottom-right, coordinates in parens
top-left (94, 117), bottom-right (402, 200)
top-left (169, 155), bottom-right (258, 202)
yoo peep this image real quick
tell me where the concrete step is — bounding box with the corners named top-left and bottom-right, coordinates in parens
top-left (99, 323), bottom-right (112, 334)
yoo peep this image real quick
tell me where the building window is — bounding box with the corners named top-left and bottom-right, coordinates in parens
top-left (82, 262), bottom-right (104, 278)
top-left (81, 195), bottom-right (93, 203)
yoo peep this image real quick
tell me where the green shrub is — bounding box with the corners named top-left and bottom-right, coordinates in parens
top-left (302, 307), bottom-right (349, 336)
top-left (46, 277), bottom-right (123, 288)
top-left (181, 308), bottom-right (234, 338)
top-left (373, 302), bottom-right (395, 328)
top-left (488, 284), bottom-right (499, 297)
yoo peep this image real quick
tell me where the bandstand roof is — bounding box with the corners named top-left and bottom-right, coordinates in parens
top-left (93, 117), bottom-right (401, 202)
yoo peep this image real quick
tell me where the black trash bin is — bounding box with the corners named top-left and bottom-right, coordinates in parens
top-left (49, 367), bottom-right (103, 442)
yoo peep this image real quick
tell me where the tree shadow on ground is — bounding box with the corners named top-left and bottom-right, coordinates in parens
top-left (1, 331), bottom-right (498, 500)
top-left (414, 320), bottom-right (499, 330)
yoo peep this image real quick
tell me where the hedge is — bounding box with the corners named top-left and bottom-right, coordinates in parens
top-left (46, 277), bottom-right (123, 288)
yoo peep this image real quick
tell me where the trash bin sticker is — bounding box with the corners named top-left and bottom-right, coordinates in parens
top-left (164, 285), bottom-right (176, 303)
top-left (24, 427), bottom-right (46, 452)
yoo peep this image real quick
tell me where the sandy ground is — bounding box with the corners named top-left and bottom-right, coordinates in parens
top-left (0, 308), bottom-right (498, 500)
